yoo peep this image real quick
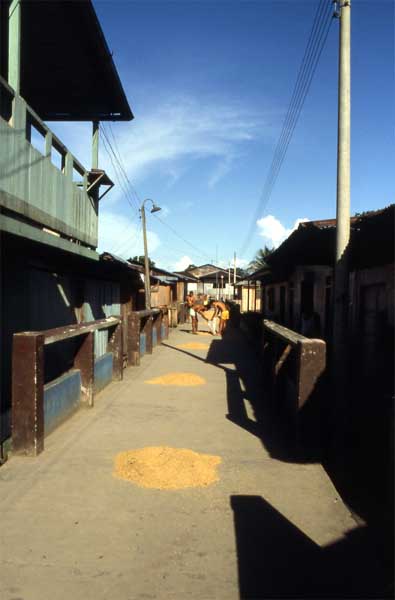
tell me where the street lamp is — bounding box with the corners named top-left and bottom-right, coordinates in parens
top-left (140, 199), bottom-right (161, 309)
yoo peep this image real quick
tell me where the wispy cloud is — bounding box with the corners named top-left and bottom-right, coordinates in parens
top-left (49, 95), bottom-right (273, 201)
top-left (257, 215), bottom-right (309, 248)
top-left (106, 96), bottom-right (269, 195)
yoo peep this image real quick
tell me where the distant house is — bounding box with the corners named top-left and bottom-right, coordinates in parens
top-left (175, 263), bottom-right (240, 299)
top-left (234, 280), bottom-right (262, 312)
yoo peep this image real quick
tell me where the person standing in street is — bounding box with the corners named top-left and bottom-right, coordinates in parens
top-left (186, 291), bottom-right (198, 334)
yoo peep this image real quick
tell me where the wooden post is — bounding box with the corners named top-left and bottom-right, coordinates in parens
top-left (74, 332), bottom-right (94, 407)
top-left (92, 121), bottom-right (99, 169)
top-left (64, 151), bottom-right (73, 181)
top-left (45, 130), bottom-right (52, 159)
top-left (162, 309), bottom-right (169, 340)
top-left (8, 0), bottom-right (21, 93)
top-left (145, 316), bottom-right (153, 354)
top-left (12, 332), bottom-right (45, 456)
top-left (127, 313), bottom-right (141, 366)
top-left (107, 322), bottom-right (123, 381)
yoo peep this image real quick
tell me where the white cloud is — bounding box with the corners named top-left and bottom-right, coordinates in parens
top-left (173, 255), bottom-right (194, 271)
top-left (98, 210), bottom-right (160, 259)
top-left (256, 215), bottom-right (309, 247)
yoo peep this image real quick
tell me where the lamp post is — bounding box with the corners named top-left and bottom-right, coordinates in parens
top-left (140, 199), bottom-right (161, 310)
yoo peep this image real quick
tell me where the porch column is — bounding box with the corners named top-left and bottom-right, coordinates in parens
top-left (8, 0), bottom-right (21, 93)
top-left (92, 121), bottom-right (99, 169)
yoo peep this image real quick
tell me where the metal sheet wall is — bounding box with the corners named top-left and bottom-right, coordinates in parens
top-left (83, 280), bottom-right (120, 357)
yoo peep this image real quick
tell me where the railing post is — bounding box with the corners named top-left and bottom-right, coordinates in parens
top-left (145, 315), bottom-right (153, 355)
top-left (45, 130), bottom-right (52, 159)
top-left (64, 151), bottom-right (73, 181)
top-left (74, 332), bottom-right (94, 407)
top-left (127, 313), bottom-right (141, 366)
top-left (11, 94), bottom-right (26, 134)
top-left (107, 321), bottom-right (123, 381)
top-left (156, 312), bottom-right (162, 344)
top-left (12, 332), bottom-right (45, 456)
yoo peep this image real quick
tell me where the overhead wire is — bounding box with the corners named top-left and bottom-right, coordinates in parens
top-left (239, 0), bottom-right (335, 257)
top-left (100, 124), bottom-right (214, 266)
top-left (100, 132), bottom-right (139, 216)
top-left (152, 213), bottom-right (213, 262)
top-left (102, 123), bottom-right (142, 211)
top-left (100, 125), bottom-right (146, 256)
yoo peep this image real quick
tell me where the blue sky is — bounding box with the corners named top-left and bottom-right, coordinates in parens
top-left (50, 0), bottom-right (394, 271)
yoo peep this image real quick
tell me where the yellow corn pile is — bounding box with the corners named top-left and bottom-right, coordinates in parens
top-left (113, 447), bottom-right (221, 489)
top-left (145, 372), bottom-right (206, 386)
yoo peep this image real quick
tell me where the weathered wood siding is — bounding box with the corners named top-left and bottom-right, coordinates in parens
top-left (0, 90), bottom-right (97, 247)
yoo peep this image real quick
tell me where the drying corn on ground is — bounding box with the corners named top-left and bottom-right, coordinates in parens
top-left (113, 446), bottom-right (221, 489)
top-left (177, 342), bottom-right (209, 350)
top-left (145, 372), bottom-right (206, 386)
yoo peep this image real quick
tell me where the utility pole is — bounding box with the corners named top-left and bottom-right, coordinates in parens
top-left (333, 1), bottom-right (351, 443)
top-left (233, 251), bottom-right (237, 299)
top-left (141, 204), bottom-right (151, 310)
top-left (140, 199), bottom-right (162, 310)
top-left (215, 245), bottom-right (219, 299)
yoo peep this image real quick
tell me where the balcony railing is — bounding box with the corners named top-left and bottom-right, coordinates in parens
top-left (0, 75), bottom-right (98, 248)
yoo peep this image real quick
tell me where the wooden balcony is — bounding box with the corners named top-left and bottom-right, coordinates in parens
top-left (0, 75), bottom-right (101, 249)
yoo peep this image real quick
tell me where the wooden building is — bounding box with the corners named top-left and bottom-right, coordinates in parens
top-left (251, 205), bottom-right (394, 389)
top-left (0, 1), bottom-right (134, 456)
top-left (175, 263), bottom-right (240, 299)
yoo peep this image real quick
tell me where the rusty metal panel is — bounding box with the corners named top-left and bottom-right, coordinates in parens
top-left (84, 279), bottom-right (120, 358)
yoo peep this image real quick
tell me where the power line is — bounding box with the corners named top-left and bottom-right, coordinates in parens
top-left (152, 213), bottom-right (213, 262)
top-left (111, 220), bottom-right (144, 258)
top-left (100, 132), bottom-right (140, 216)
top-left (100, 126), bottom-right (141, 215)
top-left (239, 0), bottom-right (334, 257)
top-left (102, 123), bottom-right (142, 211)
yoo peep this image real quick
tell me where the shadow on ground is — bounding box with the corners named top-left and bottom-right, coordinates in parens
top-left (162, 325), bottom-right (394, 595)
top-left (231, 495), bottom-right (392, 599)
top-left (164, 326), bottom-right (317, 464)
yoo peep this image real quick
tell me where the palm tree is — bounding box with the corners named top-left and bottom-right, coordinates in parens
top-left (248, 246), bottom-right (272, 272)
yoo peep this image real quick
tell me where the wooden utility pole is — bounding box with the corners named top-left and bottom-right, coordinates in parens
top-left (333, 1), bottom-right (351, 441)
top-left (92, 121), bottom-right (100, 169)
top-left (141, 204), bottom-right (151, 310)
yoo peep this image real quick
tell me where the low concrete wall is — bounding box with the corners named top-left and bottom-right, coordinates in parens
top-left (44, 370), bottom-right (81, 435)
top-left (94, 352), bottom-right (113, 394)
top-left (140, 333), bottom-right (146, 357)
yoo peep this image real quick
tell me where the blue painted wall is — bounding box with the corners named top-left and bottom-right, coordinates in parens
top-left (94, 352), bottom-right (113, 394)
top-left (140, 332), bottom-right (146, 356)
top-left (44, 370), bottom-right (81, 435)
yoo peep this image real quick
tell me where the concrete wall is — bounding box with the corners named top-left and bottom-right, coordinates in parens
top-left (44, 370), bottom-right (81, 435)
